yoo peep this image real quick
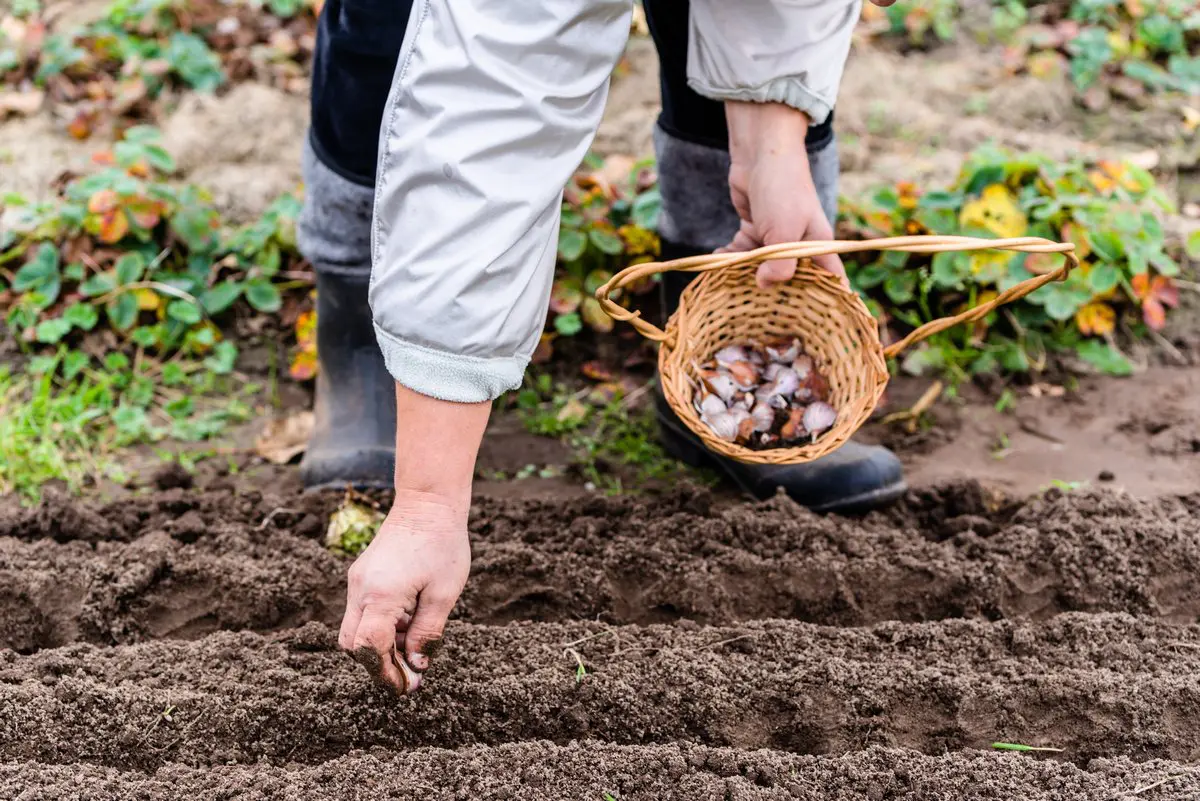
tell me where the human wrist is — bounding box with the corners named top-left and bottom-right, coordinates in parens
top-left (391, 381), bottom-right (490, 520)
top-left (726, 101), bottom-right (811, 159)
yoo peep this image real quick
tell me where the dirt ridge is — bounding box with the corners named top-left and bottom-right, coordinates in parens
top-left (5, 743), bottom-right (1199, 800)
top-left (2, 615), bottom-right (1199, 770)
top-left (4, 483), bottom-right (1200, 651)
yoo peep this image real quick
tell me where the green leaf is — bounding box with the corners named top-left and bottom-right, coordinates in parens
top-left (104, 352), bottom-right (131, 371)
top-left (114, 252), bottom-right (146, 285)
top-left (851, 263), bottom-right (889, 290)
top-left (106, 292), bottom-right (139, 330)
top-left (1187, 230), bottom-right (1200, 260)
top-left (917, 190), bottom-right (962, 210)
top-left (631, 189), bottom-right (662, 230)
top-left (162, 362), bottom-right (187, 386)
top-left (64, 263), bottom-right (85, 282)
top-left (131, 326), bottom-right (160, 347)
top-left (931, 251), bottom-right (967, 289)
top-left (883, 271), bottom-right (917, 304)
top-left (557, 227), bottom-right (587, 262)
top-left (62, 351), bottom-right (90, 380)
top-left (204, 341), bottom-right (238, 374)
top-left (63, 302), bottom-right (100, 331)
top-left (1089, 230), bottom-right (1124, 262)
top-left (1043, 285), bottom-right (1082, 321)
top-left (167, 299), bottom-right (203, 324)
top-left (12, 242), bottom-right (60, 294)
top-left (79, 272), bottom-right (117, 297)
top-left (554, 312), bottom-right (583, 337)
top-left (200, 280), bottom-right (242, 314)
top-left (588, 227), bottom-right (625, 256)
top-left (1088, 263), bottom-right (1119, 294)
top-left (244, 279), bottom-right (282, 313)
top-left (1076, 340), bottom-right (1132, 376)
top-left (35, 318), bottom-right (72, 344)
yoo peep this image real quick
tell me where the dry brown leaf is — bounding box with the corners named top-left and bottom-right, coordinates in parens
top-left (254, 411), bottom-right (315, 464)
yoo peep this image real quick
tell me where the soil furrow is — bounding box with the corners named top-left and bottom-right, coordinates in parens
top-left (2, 615), bottom-right (1198, 769)
top-left (0, 526), bottom-right (343, 651)
top-left (4, 743), bottom-right (1199, 800)
top-left (3, 483), bottom-right (1199, 650)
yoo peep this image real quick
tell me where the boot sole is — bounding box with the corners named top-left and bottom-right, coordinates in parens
top-left (658, 413), bottom-right (907, 516)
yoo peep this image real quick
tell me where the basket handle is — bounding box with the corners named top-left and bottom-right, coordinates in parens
top-left (594, 235), bottom-right (1079, 354)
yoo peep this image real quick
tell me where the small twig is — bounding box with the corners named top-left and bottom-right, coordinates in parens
top-left (1164, 641), bottom-right (1200, 651)
top-left (1106, 769), bottom-right (1198, 800)
top-left (561, 628), bottom-right (617, 650)
top-left (1017, 418), bottom-right (1065, 445)
top-left (1147, 328), bottom-right (1188, 366)
top-left (879, 380), bottom-right (943, 433)
top-left (694, 634), bottom-right (756, 651)
top-left (258, 507), bottom-right (300, 530)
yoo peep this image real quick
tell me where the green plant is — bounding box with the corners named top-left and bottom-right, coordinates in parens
top-left (0, 348), bottom-right (252, 501)
top-left (0, 127), bottom-right (305, 498)
top-left (1009, 0), bottom-right (1199, 100)
top-left (545, 156), bottom-right (660, 356)
top-left (1, 0), bottom-right (320, 136)
top-left (992, 742), bottom-right (1065, 753)
top-left (839, 143), bottom-right (1179, 381)
top-left (884, 0), bottom-right (960, 44)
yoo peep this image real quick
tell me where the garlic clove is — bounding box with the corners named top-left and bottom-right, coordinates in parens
top-left (803, 401), bottom-right (837, 436)
top-left (750, 401), bottom-right (775, 432)
top-left (727, 360), bottom-right (760, 390)
top-left (701, 370), bottom-right (738, 403)
top-left (702, 410), bottom-right (739, 442)
top-left (698, 393), bottom-right (726, 419)
top-left (792, 354), bottom-right (814, 381)
top-left (766, 337), bottom-right (802, 363)
top-left (771, 367), bottom-right (800, 397)
top-left (763, 362), bottom-right (784, 382)
top-left (714, 345), bottom-right (750, 367)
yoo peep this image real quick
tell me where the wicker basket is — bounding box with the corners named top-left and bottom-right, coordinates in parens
top-left (595, 235), bottom-right (1079, 465)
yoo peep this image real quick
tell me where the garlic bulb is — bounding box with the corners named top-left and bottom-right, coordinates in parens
top-left (803, 401), bottom-right (838, 435)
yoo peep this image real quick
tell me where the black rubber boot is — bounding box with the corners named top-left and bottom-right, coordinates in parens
top-left (656, 240), bottom-right (907, 514)
top-left (299, 271), bottom-right (397, 490)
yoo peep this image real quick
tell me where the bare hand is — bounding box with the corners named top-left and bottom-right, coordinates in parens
top-left (720, 102), bottom-right (845, 290)
top-left (338, 494), bottom-right (470, 694)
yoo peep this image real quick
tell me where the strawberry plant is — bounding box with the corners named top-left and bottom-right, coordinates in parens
top-left (0, 0), bottom-right (319, 137)
top-left (839, 143), bottom-right (1180, 379)
top-left (859, 0), bottom-right (961, 46)
top-left (543, 156), bottom-right (661, 360)
top-left (1004, 0), bottom-right (1199, 104)
top-left (0, 126), bottom-right (309, 497)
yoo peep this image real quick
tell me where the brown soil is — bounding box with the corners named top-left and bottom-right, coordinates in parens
top-left (3, 614), bottom-right (1200, 768)
top-left (4, 482), bottom-right (1200, 653)
top-left (4, 744), bottom-right (1196, 800)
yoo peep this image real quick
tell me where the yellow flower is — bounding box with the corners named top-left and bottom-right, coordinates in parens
top-left (959, 184), bottom-right (1027, 238)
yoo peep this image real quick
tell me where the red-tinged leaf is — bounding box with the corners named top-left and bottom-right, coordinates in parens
top-left (97, 208), bottom-right (130, 244)
top-left (88, 189), bottom-right (119, 215)
top-left (549, 279), bottom-right (583, 315)
top-left (1155, 277), bottom-right (1179, 309)
top-left (91, 150), bottom-right (116, 166)
top-left (588, 381), bottom-right (625, 404)
top-left (1143, 297), bottom-right (1166, 331)
top-left (126, 159), bottom-right (151, 178)
top-left (289, 348), bottom-right (318, 381)
top-left (581, 360), bottom-right (615, 382)
top-left (125, 196), bottom-right (162, 229)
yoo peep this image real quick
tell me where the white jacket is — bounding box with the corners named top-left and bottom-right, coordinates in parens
top-left (369, 0), bottom-right (862, 403)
